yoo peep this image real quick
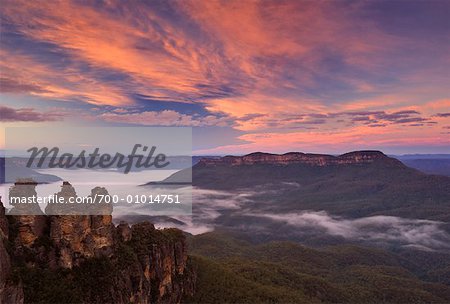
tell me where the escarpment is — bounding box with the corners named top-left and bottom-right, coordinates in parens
top-left (0, 181), bottom-right (196, 303)
top-left (197, 150), bottom-right (401, 167)
top-left (159, 150), bottom-right (412, 190)
top-left (0, 201), bottom-right (24, 304)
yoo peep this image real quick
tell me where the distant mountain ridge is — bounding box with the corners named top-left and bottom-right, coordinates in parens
top-left (197, 150), bottom-right (401, 167)
top-left (160, 150), bottom-right (410, 188)
top-left (156, 150), bottom-right (450, 221)
top-left (392, 154), bottom-right (450, 177)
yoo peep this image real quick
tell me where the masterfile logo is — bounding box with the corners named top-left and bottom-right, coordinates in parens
top-left (2, 127), bottom-right (192, 216)
top-left (26, 144), bottom-right (170, 174)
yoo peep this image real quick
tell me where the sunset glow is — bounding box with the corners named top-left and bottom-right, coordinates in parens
top-left (1, 0), bottom-right (449, 154)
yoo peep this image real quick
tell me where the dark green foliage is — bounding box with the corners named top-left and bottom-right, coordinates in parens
top-left (187, 231), bottom-right (450, 304)
top-left (12, 258), bottom-right (115, 304)
top-left (185, 256), bottom-right (314, 304)
top-left (161, 227), bottom-right (184, 241)
top-left (116, 242), bottom-right (136, 269)
top-left (33, 235), bottom-right (53, 250)
top-left (71, 257), bottom-right (118, 302)
top-left (6, 216), bottom-right (18, 251)
top-left (128, 222), bottom-right (181, 253)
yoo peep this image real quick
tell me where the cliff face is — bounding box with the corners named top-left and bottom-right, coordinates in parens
top-left (122, 222), bottom-right (195, 304)
top-left (0, 238), bottom-right (24, 304)
top-left (0, 182), bottom-right (196, 304)
top-left (0, 202), bottom-right (24, 304)
top-left (198, 150), bottom-right (401, 167)
top-left (0, 202), bottom-right (8, 239)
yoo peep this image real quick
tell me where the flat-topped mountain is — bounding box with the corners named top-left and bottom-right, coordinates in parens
top-left (156, 150), bottom-right (450, 220)
top-left (160, 150), bottom-right (410, 188)
top-left (197, 151), bottom-right (400, 167)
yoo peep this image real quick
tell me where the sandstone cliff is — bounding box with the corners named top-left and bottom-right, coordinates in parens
top-left (157, 150), bottom-right (409, 190)
top-left (197, 150), bottom-right (402, 167)
top-left (0, 201), bottom-right (24, 304)
top-left (0, 182), bottom-right (195, 303)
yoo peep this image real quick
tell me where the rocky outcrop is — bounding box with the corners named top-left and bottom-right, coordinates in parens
top-left (1, 182), bottom-right (196, 303)
top-left (112, 222), bottom-right (195, 303)
top-left (44, 183), bottom-right (115, 268)
top-left (117, 221), bottom-right (132, 242)
top-left (198, 150), bottom-right (401, 167)
top-left (0, 238), bottom-right (24, 304)
top-left (7, 179), bottom-right (47, 249)
top-left (0, 202), bottom-right (8, 239)
top-left (0, 200), bottom-right (24, 304)
top-left (8, 179), bottom-right (43, 215)
top-left (47, 214), bottom-right (114, 269)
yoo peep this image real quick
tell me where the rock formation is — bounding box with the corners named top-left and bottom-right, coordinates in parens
top-left (44, 183), bottom-right (115, 268)
top-left (0, 199), bottom-right (24, 304)
top-left (0, 181), bottom-right (196, 303)
top-left (0, 202), bottom-right (8, 239)
top-left (7, 179), bottom-right (47, 248)
top-left (0, 237), bottom-right (25, 304)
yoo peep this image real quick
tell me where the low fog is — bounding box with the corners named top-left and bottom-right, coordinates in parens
top-left (118, 188), bottom-right (450, 251)
top-left (250, 211), bottom-right (450, 250)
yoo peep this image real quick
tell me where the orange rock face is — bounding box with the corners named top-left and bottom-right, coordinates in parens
top-left (198, 151), bottom-right (396, 167)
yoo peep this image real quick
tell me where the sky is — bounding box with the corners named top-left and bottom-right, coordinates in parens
top-left (1, 0), bottom-right (449, 155)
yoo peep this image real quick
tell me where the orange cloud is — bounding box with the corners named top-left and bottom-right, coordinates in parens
top-left (1, 0), bottom-right (399, 107)
top-left (1, 0), bottom-right (448, 153)
top-left (0, 49), bottom-right (132, 106)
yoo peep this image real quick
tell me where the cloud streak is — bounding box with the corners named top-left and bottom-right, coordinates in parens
top-left (0, 106), bottom-right (65, 122)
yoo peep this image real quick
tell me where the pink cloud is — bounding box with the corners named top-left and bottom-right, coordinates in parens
top-left (0, 106), bottom-right (65, 122)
